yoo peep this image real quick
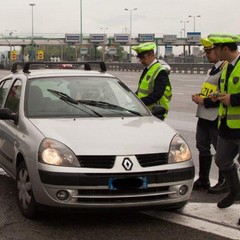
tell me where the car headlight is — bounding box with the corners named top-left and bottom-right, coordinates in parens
top-left (39, 138), bottom-right (80, 167)
top-left (168, 134), bottom-right (192, 163)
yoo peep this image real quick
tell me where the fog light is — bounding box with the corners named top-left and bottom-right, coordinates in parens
top-left (56, 190), bottom-right (69, 201)
top-left (179, 185), bottom-right (188, 195)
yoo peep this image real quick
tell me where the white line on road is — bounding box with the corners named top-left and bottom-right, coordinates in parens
top-left (173, 92), bottom-right (185, 95)
top-left (145, 202), bottom-right (240, 240)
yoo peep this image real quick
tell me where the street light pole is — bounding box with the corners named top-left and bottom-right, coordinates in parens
top-left (29, 3), bottom-right (36, 61)
top-left (80, 0), bottom-right (82, 43)
top-left (124, 8), bottom-right (137, 63)
top-left (100, 27), bottom-right (108, 34)
top-left (188, 15), bottom-right (201, 32)
top-left (180, 20), bottom-right (189, 38)
top-left (100, 27), bottom-right (108, 61)
top-left (5, 29), bottom-right (17, 37)
top-left (79, 0), bottom-right (83, 61)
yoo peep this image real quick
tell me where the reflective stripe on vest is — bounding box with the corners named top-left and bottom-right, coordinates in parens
top-left (219, 61), bottom-right (240, 129)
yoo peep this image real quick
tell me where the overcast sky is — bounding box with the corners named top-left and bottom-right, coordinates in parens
top-left (1, 0), bottom-right (240, 39)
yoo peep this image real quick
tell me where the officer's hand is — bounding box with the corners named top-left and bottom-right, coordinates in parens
top-left (218, 94), bottom-right (231, 105)
top-left (208, 93), bottom-right (219, 102)
top-left (192, 93), bottom-right (203, 104)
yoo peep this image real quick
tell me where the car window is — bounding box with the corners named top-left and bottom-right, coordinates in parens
top-left (0, 78), bottom-right (13, 107)
top-left (26, 76), bottom-right (149, 118)
top-left (4, 79), bottom-right (22, 113)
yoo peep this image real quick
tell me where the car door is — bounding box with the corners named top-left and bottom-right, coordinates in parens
top-left (0, 79), bottom-right (22, 175)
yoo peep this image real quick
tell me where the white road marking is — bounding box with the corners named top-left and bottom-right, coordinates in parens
top-left (145, 203), bottom-right (240, 239)
top-left (173, 92), bottom-right (185, 95)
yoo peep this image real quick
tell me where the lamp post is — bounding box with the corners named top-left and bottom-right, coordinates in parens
top-left (188, 15), bottom-right (201, 32)
top-left (180, 20), bottom-right (189, 38)
top-left (179, 28), bottom-right (184, 38)
top-left (5, 30), bottom-right (17, 37)
top-left (100, 27), bottom-right (108, 34)
top-left (79, 0), bottom-right (83, 61)
top-left (80, 0), bottom-right (82, 43)
top-left (100, 27), bottom-right (108, 61)
top-left (29, 3), bottom-right (36, 61)
top-left (124, 8), bottom-right (137, 62)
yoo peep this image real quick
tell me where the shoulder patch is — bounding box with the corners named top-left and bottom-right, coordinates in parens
top-left (233, 77), bottom-right (239, 84)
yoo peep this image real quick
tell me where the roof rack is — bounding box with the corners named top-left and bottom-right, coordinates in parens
top-left (11, 61), bottom-right (107, 74)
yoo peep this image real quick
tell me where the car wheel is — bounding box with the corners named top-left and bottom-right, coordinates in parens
top-left (16, 161), bottom-right (37, 218)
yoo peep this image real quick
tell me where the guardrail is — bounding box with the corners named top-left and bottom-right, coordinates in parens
top-left (3, 62), bottom-right (213, 74)
top-left (106, 62), bottom-right (213, 74)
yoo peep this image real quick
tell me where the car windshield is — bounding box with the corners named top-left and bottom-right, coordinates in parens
top-left (26, 76), bottom-right (150, 118)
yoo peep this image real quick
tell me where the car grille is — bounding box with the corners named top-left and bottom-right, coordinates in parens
top-left (77, 155), bottom-right (115, 169)
top-left (77, 153), bottom-right (168, 169)
top-left (75, 186), bottom-right (170, 203)
top-left (136, 153), bottom-right (168, 167)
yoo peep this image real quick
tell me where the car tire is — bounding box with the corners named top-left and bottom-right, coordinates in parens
top-left (16, 161), bottom-right (37, 219)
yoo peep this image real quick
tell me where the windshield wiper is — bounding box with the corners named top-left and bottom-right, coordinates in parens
top-left (47, 89), bottom-right (103, 117)
top-left (77, 100), bottom-right (142, 116)
top-left (47, 89), bottom-right (79, 104)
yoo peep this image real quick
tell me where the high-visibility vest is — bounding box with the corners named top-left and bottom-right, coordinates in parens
top-left (137, 62), bottom-right (172, 115)
top-left (219, 61), bottom-right (240, 128)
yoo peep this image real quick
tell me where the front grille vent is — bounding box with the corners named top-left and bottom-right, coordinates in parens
top-left (136, 153), bottom-right (168, 167)
top-left (77, 153), bottom-right (168, 169)
top-left (77, 155), bottom-right (115, 169)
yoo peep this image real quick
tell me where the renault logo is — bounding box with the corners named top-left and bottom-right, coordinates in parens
top-left (122, 158), bottom-right (133, 171)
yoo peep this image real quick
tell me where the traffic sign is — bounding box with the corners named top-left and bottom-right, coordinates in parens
top-left (165, 45), bottom-right (173, 55)
top-left (37, 50), bottom-right (44, 60)
top-left (108, 48), bottom-right (117, 55)
top-left (89, 34), bottom-right (106, 43)
top-left (138, 34), bottom-right (155, 42)
top-left (163, 35), bottom-right (177, 43)
top-left (65, 34), bottom-right (81, 43)
top-left (80, 48), bottom-right (88, 55)
top-left (11, 50), bottom-right (17, 60)
top-left (187, 32), bottom-right (201, 43)
top-left (114, 34), bottom-right (130, 43)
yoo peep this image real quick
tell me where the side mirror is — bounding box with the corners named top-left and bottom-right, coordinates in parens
top-left (151, 105), bottom-right (166, 120)
top-left (0, 108), bottom-right (18, 124)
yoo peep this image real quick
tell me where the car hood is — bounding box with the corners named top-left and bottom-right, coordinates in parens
top-left (29, 117), bottom-right (176, 155)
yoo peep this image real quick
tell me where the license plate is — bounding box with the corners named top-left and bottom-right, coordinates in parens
top-left (108, 176), bottom-right (148, 190)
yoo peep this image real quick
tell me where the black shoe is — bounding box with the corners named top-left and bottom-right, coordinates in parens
top-left (193, 178), bottom-right (210, 190)
top-left (217, 193), bottom-right (239, 208)
top-left (208, 181), bottom-right (229, 194)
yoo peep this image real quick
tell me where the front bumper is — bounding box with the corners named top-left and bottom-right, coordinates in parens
top-left (38, 166), bottom-right (195, 208)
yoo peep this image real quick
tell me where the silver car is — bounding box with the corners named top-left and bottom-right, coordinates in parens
top-left (159, 60), bottom-right (171, 74)
top-left (0, 62), bottom-right (194, 218)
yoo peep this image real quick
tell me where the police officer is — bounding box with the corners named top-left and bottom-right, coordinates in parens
top-left (192, 38), bottom-right (228, 194)
top-left (208, 33), bottom-right (240, 208)
top-left (132, 42), bottom-right (172, 120)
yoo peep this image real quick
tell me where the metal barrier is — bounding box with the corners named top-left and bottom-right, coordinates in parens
top-left (106, 62), bottom-right (212, 74)
top-left (170, 63), bottom-right (212, 74)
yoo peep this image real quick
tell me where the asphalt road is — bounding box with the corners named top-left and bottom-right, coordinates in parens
top-left (0, 69), bottom-right (239, 240)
